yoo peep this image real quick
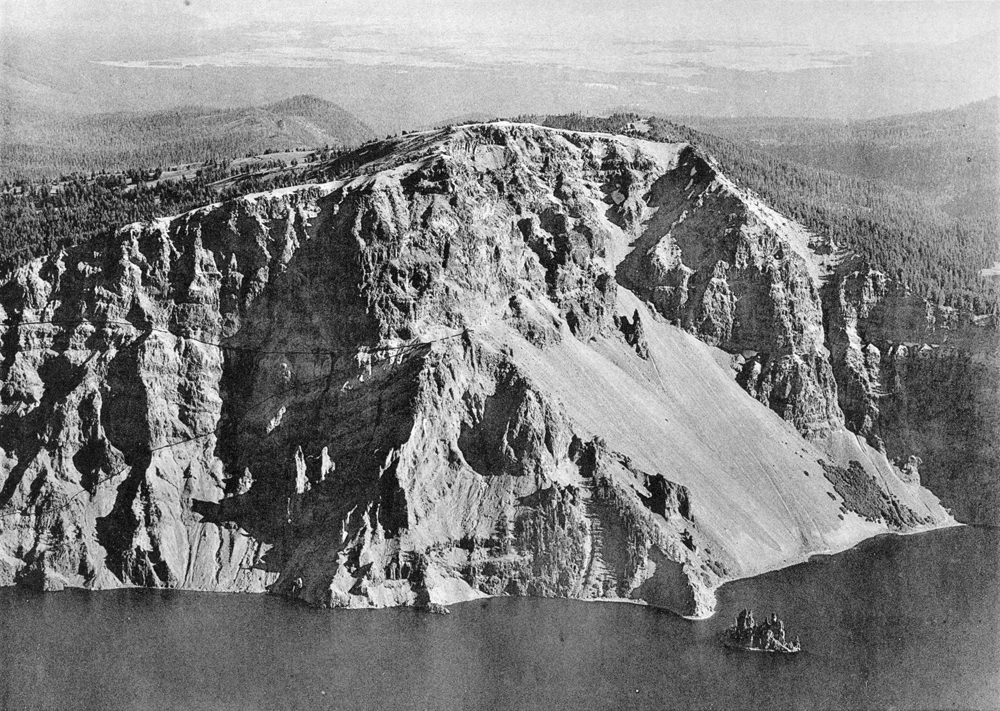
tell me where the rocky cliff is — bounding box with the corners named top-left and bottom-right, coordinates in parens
top-left (824, 265), bottom-right (999, 524)
top-left (0, 122), bottom-right (952, 617)
top-left (614, 145), bottom-right (841, 438)
top-left (602, 134), bottom-right (998, 527)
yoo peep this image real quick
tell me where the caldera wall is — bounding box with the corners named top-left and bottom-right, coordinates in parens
top-left (0, 122), bottom-right (954, 616)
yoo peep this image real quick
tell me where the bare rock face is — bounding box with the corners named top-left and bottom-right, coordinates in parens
top-left (615, 146), bottom-right (841, 438)
top-left (825, 265), bottom-right (1000, 524)
top-left (0, 123), bottom-right (953, 616)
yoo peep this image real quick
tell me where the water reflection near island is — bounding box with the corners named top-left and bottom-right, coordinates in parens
top-left (0, 525), bottom-right (996, 711)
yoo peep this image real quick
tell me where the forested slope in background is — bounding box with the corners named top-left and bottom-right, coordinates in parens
top-left (520, 110), bottom-right (999, 315)
top-left (0, 95), bottom-right (374, 179)
top-left (673, 98), bottom-right (999, 224)
top-left (0, 148), bottom-right (354, 271)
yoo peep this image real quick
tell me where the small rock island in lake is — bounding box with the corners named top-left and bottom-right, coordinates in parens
top-left (722, 609), bottom-right (801, 654)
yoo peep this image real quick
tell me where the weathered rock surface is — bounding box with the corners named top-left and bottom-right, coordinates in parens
top-left (0, 122), bottom-right (952, 617)
top-left (615, 145), bottom-right (841, 438)
top-left (824, 265), bottom-right (1000, 524)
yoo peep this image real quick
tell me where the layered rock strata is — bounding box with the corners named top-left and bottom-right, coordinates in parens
top-left (824, 265), bottom-right (999, 524)
top-left (0, 123), bottom-right (952, 616)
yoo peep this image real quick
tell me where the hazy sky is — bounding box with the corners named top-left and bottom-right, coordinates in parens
top-left (2, 0), bottom-right (997, 128)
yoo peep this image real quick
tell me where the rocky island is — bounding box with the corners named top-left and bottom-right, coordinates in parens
top-left (723, 609), bottom-right (801, 654)
top-left (0, 122), bottom-right (956, 618)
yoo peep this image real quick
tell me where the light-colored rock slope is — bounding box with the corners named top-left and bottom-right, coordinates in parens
top-left (0, 122), bottom-right (951, 618)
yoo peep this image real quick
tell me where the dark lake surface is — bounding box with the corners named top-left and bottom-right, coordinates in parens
top-left (1, 526), bottom-right (997, 711)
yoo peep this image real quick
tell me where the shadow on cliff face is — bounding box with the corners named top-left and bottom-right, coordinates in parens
top-left (169, 137), bottom-right (717, 606)
top-left (631, 548), bottom-right (697, 614)
top-left (94, 450), bottom-right (175, 587)
top-left (94, 185), bottom-right (436, 584)
top-left (95, 332), bottom-right (176, 586)
top-left (458, 366), bottom-right (563, 480)
top-left (616, 149), bottom-right (746, 345)
top-left (610, 147), bottom-right (844, 438)
top-left (0, 354), bottom-right (86, 511)
top-left (615, 148), bottom-right (789, 355)
top-left (822, 268), bottom-right (1000, 525)
top-left (173, 163), bottom-right (563, 578)
top-left (170, 190), bottom-right (389, 573)
top-left (194, 341), bottom-right (429, 578)
top-left (0, 247), bottom-right (161, 586)
top-left (874, 349), bottom-right (999, 525)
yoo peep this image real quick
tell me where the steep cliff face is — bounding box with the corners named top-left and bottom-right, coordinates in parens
top-left (825, 266), bottom-right (1000, 524)
top-left (614, 146), bottom-right (841, 438)
top-left (0, 123), bottom-right (951, 616)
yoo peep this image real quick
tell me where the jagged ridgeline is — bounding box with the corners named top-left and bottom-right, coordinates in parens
top-left (523, 114), bottom-right (1000, 527)
top-left (0, 122), bottom-right (960, 617)
top-left (520, 111), bottom-right (1000, 316)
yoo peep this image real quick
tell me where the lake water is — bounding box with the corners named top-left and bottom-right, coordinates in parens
top-left (0, 526), bottom-right (997, 711)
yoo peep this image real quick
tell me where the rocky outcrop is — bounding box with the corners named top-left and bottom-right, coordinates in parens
top-left (600, 131), bottom-right (997, 527)
top-left (0, 122), bottom-right (952, 616)
top-left (254, 340), bottom-right (717, 616)
top-left (819, 459), bottom-right (932, 528)
top-left (824, 265), bottom-right (1000, 524)
top-left (614, 146), bottom-right (841, 438)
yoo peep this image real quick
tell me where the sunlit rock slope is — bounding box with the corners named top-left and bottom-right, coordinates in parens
top-left (0, 122), bottom-right (952, 618)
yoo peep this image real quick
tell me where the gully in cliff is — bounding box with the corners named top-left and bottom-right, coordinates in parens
top-left (721, 609), bottom-right (802, 654)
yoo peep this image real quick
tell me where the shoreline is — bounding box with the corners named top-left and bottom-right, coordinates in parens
top-left (3, 520), bottom-right (967, 622)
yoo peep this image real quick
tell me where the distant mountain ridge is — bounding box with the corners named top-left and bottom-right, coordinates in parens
top-left (1, 95), bottom-right (375, 179)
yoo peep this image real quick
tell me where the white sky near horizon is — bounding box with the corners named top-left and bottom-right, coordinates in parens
top-left (4, 1), bottom-right (996, 56)
top-left (1, 0), bottom-right (997, 124)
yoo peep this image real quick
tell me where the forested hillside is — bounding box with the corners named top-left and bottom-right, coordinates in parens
top-left (520, 112), bottom-right (999, 315)
top-left (1, 96), bottom-right (374, 179)
top-left (0, 148), bottom-right (348, 270)
top-left (673, 99), bottom-right (1000, 224)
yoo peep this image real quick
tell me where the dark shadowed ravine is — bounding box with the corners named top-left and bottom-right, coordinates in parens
top-left (0, 525), bottom-right (996, 711)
